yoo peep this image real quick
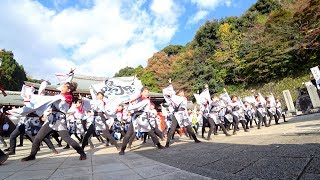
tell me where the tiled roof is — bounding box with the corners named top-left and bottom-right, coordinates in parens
top-left (24, 74), bottom-right (164, 98)
top-left (0, 91), bottom-right (24, 106)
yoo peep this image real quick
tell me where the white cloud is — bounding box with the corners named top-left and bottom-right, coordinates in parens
top-left (187, 10), bottom-right (209, 25)
top-left (0, 0), bottom-right (181, 84)
top-left (190, 0), bottom-right (234, 10)
top-left (225, 0), bottom-right (232, 7)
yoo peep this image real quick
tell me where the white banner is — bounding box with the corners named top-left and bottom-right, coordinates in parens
top-left (220, 92), bottom-right (231, 103)
top-left (311, 66), bottom-right (320, 89)
top-left (242, 96), bottom-right (257, 104)
top-left (90, 76), bottom-right (143, 104)
top-left (194, 88), bottom-right (210, 105)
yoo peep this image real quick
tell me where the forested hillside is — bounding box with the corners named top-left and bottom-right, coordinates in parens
top-left (116, 0), bottom-right (320, 99)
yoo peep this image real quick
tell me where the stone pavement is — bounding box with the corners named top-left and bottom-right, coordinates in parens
top-left (0, 142), bottom-right (209, 180)
top-left (135, 114), bottom-right (320, 180)
top-left (0, 113), bottom-right (320, 180)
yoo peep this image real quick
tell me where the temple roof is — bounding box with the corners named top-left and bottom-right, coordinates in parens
top-left (25, 74), bottom-right (108, 94)
top-left (0, 91), bottom-right (24, 106)
top-left (1, 74), bottom-right (164, 106)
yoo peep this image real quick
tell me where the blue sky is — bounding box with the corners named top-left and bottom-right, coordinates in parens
top-left (171, 0), bottom-right (257, 45)
top-left (36, 0), bottom-right (257, 46)
top-left (0, 0), bottom-right (257, 82)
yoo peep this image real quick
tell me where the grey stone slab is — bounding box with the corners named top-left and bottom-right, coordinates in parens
top-left (50, 166), bottom-right (92, 178)
top-left (93, 162), bottom-right (130, 174)
top-left (35, 156), bottom-right (68, 164)
top-left (236, 157), bottom-right (310, 179)
top-left (23, 162), bottom-right (61, 171)
top-left (48, 175), bottom-right (93, 180)
top-left (60, 158), bottom-right (92, 168)
top-left (4, 169), bottom-right (56, 180)
top-left (305, 157), bottom-right (320, 174)
top-left (300, 173), bottom-right (320, 180)
top-left (147, 170), bottom-right (212, 180)
top-left (133, 164), bottom-right (179, 178)
top-left (0, 160), bottom-right (38, 172)
top-left (183, 166), bottom-right (247, 180)
top-left (204, 151), bottom-right (266, 174)
top-left (243, 144), bottom-right (279, 152)
top-left (269, 143), bottom-right (320, 158)
top-left (92, 169), bottom-right (142, 180)
top-left (117, 153), bottom-right (145, 162)
top-left (122, 157), bottom-right (162, 168)
top-left (92, 156), bottom-right (122, 166)
top-left (0, 171), bottom-right (15, 180)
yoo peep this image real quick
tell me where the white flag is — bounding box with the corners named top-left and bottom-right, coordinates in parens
top-left (310, 66), bottom-right (320, 89)
top-left (90, 76), bottom-right (143, 104)
top-left (55, 71), bottom-right (74, 91)
top-left (194, 88), bottom-right (210, 105)
top-left (38, 81), bottom-right (48, 95)
top-left (220, 92), bottom-right (231, 103)
top-left (243, 96), bottom-right (257, 104)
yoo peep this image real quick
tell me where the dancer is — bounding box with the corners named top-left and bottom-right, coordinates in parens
top-left (275, 98), bottom-right (287, 122)
top-left (119, 87), bottom-right (165, 155)
top-left (208, 95), bottom-right (231, 138)
top-left (229, 96), bottom-right (249, 135)
top-left (266, 96), bottom-right (279, 125)
top-left (163, 79), bottom-right (201, 148)
top-left (81, 92), bottom-right (119, 150)
top-left (14, 78), bottom-right (87, 161)
top-left (255, 95), bottom-right (269, 129)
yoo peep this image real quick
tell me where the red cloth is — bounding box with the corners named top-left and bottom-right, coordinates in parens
top-left (76, 106), bottom-right (84, 114)
top-left (62, 93), bottom-right (73, 107)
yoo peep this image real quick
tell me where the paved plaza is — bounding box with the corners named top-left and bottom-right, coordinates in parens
top-left (1, 113), bottom-right (320, 180)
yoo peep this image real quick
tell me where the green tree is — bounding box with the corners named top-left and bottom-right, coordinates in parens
top-left (0, 49), bottom-right (27, 91)
top-left (114, 66), bottom-right (136, 77)
top-left (161, 45), bottom-right (184, 56)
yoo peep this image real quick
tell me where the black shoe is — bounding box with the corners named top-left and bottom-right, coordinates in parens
top-left (157, 144), bottom-right (166, 149)
top-left (63, 146), bottom-right (70, 149)
top-left (3, 148), bottom-right (10, 152)
top-left (7, 151), bottom-right (15, 155)
top-left (21, 155), bottom-right (36, 162)
top-left (156, 142), bottom-right (166, 149)
top-left (276, 123), bottom-right (280, 125)
top-left (165, 142), bottom-right (170, 148)
top-left (105, 143), bottom-right (110, 147)
top-left (225, 133), bottom-right (232, 136)
top-left (79, 153), bottom-right (86, 160)
top-left (17, 144), bottom-right (23, 147)
top-left (0, 154), bottom-right (9, 165)
top-left (195, 139), bottom-right (201, 143)
top-left (244, 129), bottom-right (249, 132)
top-left (284, 120), bottom-right (288, 122)
top-left (57, 144), bottom-right (62, 147)
top-left (119, 151), bottom-right (125, 155)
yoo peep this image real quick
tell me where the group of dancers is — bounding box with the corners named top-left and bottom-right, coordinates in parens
top-left (0, 73), bottom-right (288, 165)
